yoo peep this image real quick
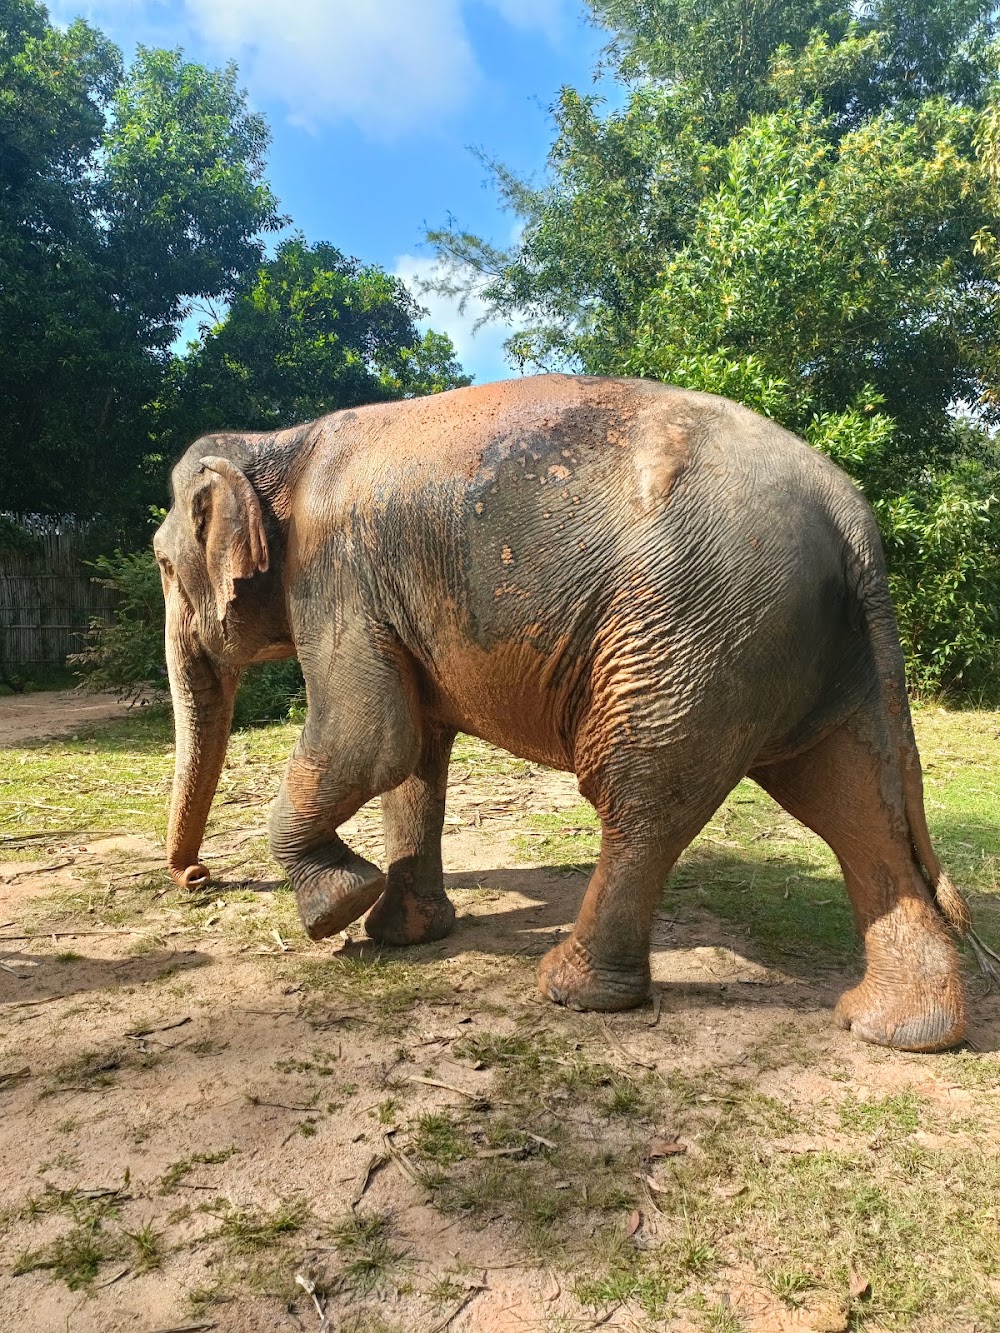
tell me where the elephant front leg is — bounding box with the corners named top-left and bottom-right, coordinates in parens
top-left (366, 728), bottom-right (457, 946)
top-left (269, 745), bottom-right (387, 940)
top-left (268, 642), bottom-right (422, 940)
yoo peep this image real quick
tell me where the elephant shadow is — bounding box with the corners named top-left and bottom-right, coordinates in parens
top-left (203, 833), bottom-right (1000, 1053)
top-left (0, 947), bottom-right (212, 1005)
top-left (321, 849), bottom-right (1000, 1053)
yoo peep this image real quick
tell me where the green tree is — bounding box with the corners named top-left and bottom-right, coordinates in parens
top-left (101, 48), bottom-right (279, 349)
top-left (590, 1), bottom-right (998, 131)
top-left (431, 0), bottom-right (1000, 696)
top-left (159, 237), bottom-right (470, 449)
top-left (623, 91), bottom-right (995, 463)
top-left (0, 0), bottom-right (281, 521)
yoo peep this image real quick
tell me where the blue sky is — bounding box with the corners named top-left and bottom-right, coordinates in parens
top-left (50, 0), bottom-right (609, 383)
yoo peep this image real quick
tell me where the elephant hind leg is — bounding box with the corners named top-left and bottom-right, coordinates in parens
top-left (750, 703), bottom-right (965, 1052)
top-left (538, 738), bottom-right (754, 1012)
top-left (365, 727), bottom-right (457, 946)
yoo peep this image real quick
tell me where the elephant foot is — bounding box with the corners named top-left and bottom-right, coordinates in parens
top-left (834, 975), bottom-right (965, 1053)
top-left (294, 858), bottom-right (386, 941)
top-left (537, 936), bottom-right (650, 1012)
top-left (364, 888), bottom-right (456, 946)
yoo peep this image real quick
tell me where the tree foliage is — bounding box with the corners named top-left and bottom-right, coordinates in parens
top-left (0, 0), bottom-right (282, 520)
top-left (73, 235), bottom-right (469, 702)
top-left (159, 238), bottom-right (469, 453)
top-left (0, 1), bottom-right (469, 532)
top-left (431, 0), bottom-right (1000, 697)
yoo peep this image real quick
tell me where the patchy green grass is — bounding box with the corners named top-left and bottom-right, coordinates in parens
top-left (410, 1111), bottom-right (469, 1166)
top-left (158, 1147), bottom-right (239, 1195)
top-left (42, 1047), bottom-right (131, 1095)
top-left (328, 1210), bottom-right (405, 1294)
top-left (13, 1220), bottom-right (114, 1289)
top-left (2, 703), bottom-right (999, 1330)
top-left (414, 1032), bottom-right (1000, 1329)
top-left (12, 1182), bottom-right (133, 1290)
top-left (122, 1220), bottom-right (166, 1273)
top-left (295, 952), bottom-right (453, 1020)
top-left (211, 1196), bottom-right (310, 1254)
top-left (838, 1091), bottom-right (927, 1136)
top-left (0, 706), bottom-right (296, 847)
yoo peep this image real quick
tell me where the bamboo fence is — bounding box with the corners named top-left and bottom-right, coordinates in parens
top-left (0, 519), bottom-right (118, 674)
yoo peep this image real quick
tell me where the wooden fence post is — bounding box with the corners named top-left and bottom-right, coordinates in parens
top-left (0, 518), bottom-right (120, 677)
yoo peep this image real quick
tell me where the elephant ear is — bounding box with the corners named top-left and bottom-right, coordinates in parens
top-left (191, 455), bottom-right (270, 623)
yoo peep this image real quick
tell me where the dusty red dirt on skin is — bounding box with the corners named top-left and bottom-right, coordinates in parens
top-left (2, 694), bottom-right (999, 1333)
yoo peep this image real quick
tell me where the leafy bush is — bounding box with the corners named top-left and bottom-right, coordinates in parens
top-left (70, 552), bottom-right (167, 702)
top-left (875, 465), bottom-right (1000, 701)
top-left (72, 549), bottom-right (304, 724)
top-left (232, 659), bottom-right (304, 728)
top-left (807, 409), bottom-right (1000, 701)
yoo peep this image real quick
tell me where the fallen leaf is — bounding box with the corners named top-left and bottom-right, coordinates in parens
top-left (849, 1269), bottom-right (871, 1301)
top-left (714, 1181), bottom-right (747, 1199)
top-left (649, 1136), bottom-right (687, 1157)
top-left (626, 1209), bottom-right (642, 1237)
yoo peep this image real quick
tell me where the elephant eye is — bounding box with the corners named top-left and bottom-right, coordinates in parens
top-left (157, 555), bottom-right (175, 579)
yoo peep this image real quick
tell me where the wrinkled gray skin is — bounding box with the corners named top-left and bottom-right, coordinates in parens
top-left (154, 374), bottom-right (970, 1052)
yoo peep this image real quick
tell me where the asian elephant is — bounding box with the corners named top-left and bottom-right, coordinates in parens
top-left (154, 374), bottom-right (987, 1052)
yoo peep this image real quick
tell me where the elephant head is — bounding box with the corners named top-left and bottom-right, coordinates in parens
top-left (154, 444), bottom-right (294, 889)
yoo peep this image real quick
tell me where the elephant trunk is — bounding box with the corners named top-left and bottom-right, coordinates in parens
top-left (164, 593), bottom-right (237, 889)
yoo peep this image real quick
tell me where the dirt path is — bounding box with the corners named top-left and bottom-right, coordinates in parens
top-left (2, 712), bottom-right (999, 1332)
top-left (0, 690), bottom-right (144, 746)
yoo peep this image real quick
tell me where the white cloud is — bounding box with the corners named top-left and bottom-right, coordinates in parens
top-left (394, 253), bottom-right (523, 385)
top-left (54, 0), bottom-right (568, 137)
top-left (483, 0), bottom-right (563, 41)
top-left (183, 0), bottom-right (478, 137)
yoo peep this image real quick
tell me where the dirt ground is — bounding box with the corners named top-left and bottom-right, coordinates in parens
top-left (2, 694), bottom-right (999, 1333)
top-left (0, 690), bottom-right (139, 745)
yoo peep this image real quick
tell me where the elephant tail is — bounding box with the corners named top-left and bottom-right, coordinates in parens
top-left (852, 530), bottom-right (1000, 984)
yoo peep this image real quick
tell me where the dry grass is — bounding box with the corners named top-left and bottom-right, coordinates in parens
top-left (0, 704), bottom-right (998, 1331)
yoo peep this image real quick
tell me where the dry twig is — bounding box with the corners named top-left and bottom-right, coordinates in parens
top-left (125, 1016), bottom-right (191, 1039)
top-left (408, 1074), bottom-right (489, 1103)
top-left (428, 1280), bottom-right (487, 1333)
top-left (351, 1153), bottom-right (386, 1207)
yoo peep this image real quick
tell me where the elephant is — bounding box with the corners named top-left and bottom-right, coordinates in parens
top-left (154, 373), bottom-right (988, 1053)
